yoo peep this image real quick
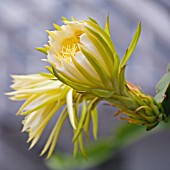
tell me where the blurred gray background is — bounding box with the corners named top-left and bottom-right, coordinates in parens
top-left (0, 0), bottom-right (170, 170)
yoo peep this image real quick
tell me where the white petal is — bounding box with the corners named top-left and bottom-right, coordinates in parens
top-left (74, 51), bottom-right (99, 79)
top-left (23, 95), bottom-right (46, 111)
top-left (58, 60), bottom-right (79, 80)
top-left (65, 21), bottom-right (84, 32)
top-left (61, 59), bottom-right (95, 85)
top-left (47, 52), bottom-right (61, 67)
top-left (80, 34), bottom-right (109, 75)
top-left (80, 34), bottom-right (103, 62)
top-left (23, 111), bottom-right (42, 132)
top-left (66, 89), bottom-right (76, 129)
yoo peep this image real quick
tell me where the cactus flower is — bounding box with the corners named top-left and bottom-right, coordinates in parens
top-left (6, 73), bottom-right (99, 158)
top-left (6, 16), bottom-right (168, 159)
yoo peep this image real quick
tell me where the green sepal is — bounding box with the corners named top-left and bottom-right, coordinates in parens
top-left (84, 26), bottom-right (115, 77)
top-left (45, 66), bottom-right (54, 75)
top-left (83, 109), bottom-right (91, 142)
top-left (111, 54), bottom-right (120, 93)
top-left (111, 95), bottom-right (139, 110)
top-left (83, 98), bottom-right (99, 142)
top-left (53, 23), bottom-right (62, 31)
top-left (49, 66), bottom-right (91, 92)
top-left (91, 107), bottom-right (98, 140)
top-left (118, 65), bottom-right (127, 95)
top-left (62, 16), bottom-right (70, 21)
top-left (73, 135), bottom-right (79, 158)
top-left (78, 132), bottom-right (88, 160)
top-left (36, 47), bottom-right (48, 55)
top-left (88, 17), bottom-right (99, 25)
top-left (72, 99), bottom-right (87, 142)
top-left (85, 20), bottom-right (117, 55)
top-left (92, 89), bottom-right (115, 98)
top-left (104, 15), bottom-right (110, 36)
top-left (86, 19), bottom-right (120, 87)
top-left (120, 22), bottom-right (141, 68)
top-left (71, 56), bottom-right (101, 85)
top-left (80, 46), bottom-right (111, 89)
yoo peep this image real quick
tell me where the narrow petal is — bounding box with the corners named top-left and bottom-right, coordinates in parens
top-left (74, 51), bottom-right (100, 79)
top-left (120, 22), bottom-right (141, 68)
top-left (66, 89), bottom-right (77, 129)
top-left (61, 59), bottom-right (96, 87)
top-left (40, 108), bottom-right (67, 158)
top-left (91, 107), bottom-right (98, 140)
top-left (72, 99), bottom-right (87, 142)
top-left (72, 55), bottom-right (102, 87)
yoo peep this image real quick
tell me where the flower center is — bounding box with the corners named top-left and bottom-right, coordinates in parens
top-left (59, 30), bottom-right (84, 63)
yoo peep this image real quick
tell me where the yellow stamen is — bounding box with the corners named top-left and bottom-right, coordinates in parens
top-left (58, 31), bottom-right (84, 63)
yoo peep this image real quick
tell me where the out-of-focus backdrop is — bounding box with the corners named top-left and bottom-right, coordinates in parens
top-left (0, 0), bottom-right (170, 170)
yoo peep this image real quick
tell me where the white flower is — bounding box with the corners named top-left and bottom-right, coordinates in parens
top-left (6, 73), bottom-right (99, 158)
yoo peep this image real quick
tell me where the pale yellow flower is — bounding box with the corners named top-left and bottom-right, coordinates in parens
top-left (6, 73), bottom-right (99, 158)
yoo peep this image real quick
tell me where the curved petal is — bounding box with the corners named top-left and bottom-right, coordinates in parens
top-left (60, 59), bottom-right (97, 87)
top-left (47, 52), bottom-right (61, 67)
top-left (66, 89), bottom-right (76, 129)
top-left (22, 111), bottom-right (42, 132)
top-left (74, 51), bottom-right (99, 79)
top-left (80, 34), bottom-right (104, 65)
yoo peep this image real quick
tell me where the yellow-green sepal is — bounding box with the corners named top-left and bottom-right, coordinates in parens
top-left (36, 47), bottom-right (48, 55)
top-left (120, 22), bottom-right (141, 68)
top-left (104, 15), bottom-right (110, 36)
top-left (92, 89), bottom-right (115, 98)
top-left (71, 56), bottom-right (101, 86)
top-left (91, 107), bottom-right (98, 140)
top-left (80, 46), bottom-right (111, 89)
top-left (84, 25), bottom-right (115, 76)
top-left (72, 99), bottom-right (87, 142)
top-left (86, 19), bottom-right (117, 55)
top-left (88, 17), bottom-right (99, 25)
top-left (53, 23), bottom-right (62, 31)
top-left (47, 66), bottom-right (91, 92)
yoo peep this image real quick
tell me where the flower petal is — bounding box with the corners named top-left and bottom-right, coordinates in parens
top-left (66, 89), bottom-right (77, 129)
